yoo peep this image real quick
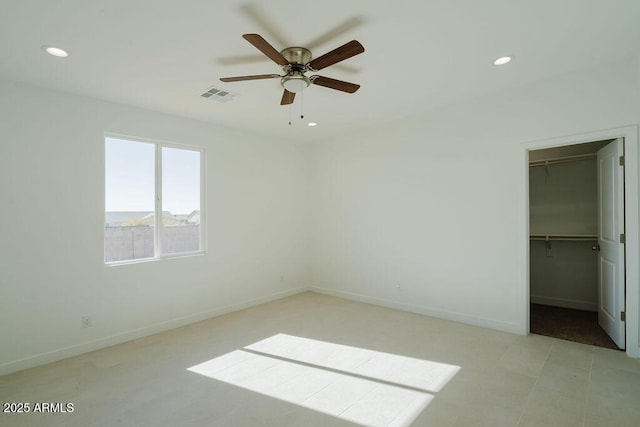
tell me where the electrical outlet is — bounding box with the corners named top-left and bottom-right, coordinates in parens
top-left (81, 316), bottom-right (92, 328)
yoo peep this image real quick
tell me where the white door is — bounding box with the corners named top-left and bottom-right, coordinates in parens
top-left (597, 138), bottom-right (625, 349)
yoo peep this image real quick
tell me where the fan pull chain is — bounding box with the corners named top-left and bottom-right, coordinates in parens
top-left (300, 90), bottom-right (304, 119)
top-left (288, 103), bottom-right (292, 126)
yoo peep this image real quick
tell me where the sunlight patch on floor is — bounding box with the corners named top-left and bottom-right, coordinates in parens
top-left (188, 334), bottom-right (460, 427)
top-left (246, 333), bottom-right (460, 392)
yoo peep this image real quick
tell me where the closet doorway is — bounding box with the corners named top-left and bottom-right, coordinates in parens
top-left (528, 138), bottom-right (625, 350)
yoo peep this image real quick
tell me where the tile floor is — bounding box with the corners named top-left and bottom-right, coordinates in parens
top-left (1, 292), bottom-right (639, 426)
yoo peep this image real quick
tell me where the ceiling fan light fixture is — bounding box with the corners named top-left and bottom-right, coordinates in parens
top-left (282, 74), bottom-right (311, 93)
top-left (220, 34), bottom-right (364, 106)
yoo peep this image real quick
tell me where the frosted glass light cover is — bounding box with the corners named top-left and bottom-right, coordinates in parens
top-left (282, 77), bottom-right (309, 93)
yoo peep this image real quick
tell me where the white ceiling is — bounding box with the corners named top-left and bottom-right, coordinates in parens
top-left (2, 0), bottom-right (639, 142)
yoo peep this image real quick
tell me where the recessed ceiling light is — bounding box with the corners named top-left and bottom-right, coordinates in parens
top-left (307, 122), bottom-right (317, 127)
top-left (42, 45), bottom-right (69, 58)
top-left (493, 56), bottom-right (512, 66)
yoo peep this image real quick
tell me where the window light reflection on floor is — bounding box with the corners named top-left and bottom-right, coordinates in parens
top-left (187, 334), bottom-right (460, 427)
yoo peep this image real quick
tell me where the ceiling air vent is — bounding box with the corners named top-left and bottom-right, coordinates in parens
top-left (200, 86), bottom-right (237, 102)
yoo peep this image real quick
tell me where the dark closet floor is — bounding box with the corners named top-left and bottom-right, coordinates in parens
top-left (530, 303), bottom-right (620, 350)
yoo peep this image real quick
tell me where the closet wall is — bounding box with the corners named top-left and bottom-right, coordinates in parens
top-left (529, 143), bottom-right (604, 311)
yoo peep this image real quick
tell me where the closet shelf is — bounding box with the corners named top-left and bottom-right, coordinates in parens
top-left (530, 234), bottom-right (597, 242)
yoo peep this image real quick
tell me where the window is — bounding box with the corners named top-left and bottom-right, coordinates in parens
top-left (104, 136), bottom-right (204, 263)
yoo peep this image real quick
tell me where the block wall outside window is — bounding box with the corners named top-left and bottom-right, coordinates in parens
top-left (104, 136), bottom-right (204, 264)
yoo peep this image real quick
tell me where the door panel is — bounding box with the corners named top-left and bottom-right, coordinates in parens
top-left (597, 138), bottom-right (625, 349)
top-left (600, 259), bottom-right (615, 316)
top-left (601, 157), bottom-right (616, 241)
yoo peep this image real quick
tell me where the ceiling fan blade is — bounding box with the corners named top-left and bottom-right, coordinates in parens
top-left (216, 54), bottom-right (269, 65)
top-left (220, 74), bottom-right (280, 82)
top-left (281, 90), bottom-right (295, 105)
top-left (308, 40), bottom-right (364, 71)
top-left (311, 76), bottom-right (360, 93)
top-left (243, 34), bottom-right (289, 66)
top-left (304, 16), bottom-right (365, 50)
top-left (240, 4), bottom-right (290, 48)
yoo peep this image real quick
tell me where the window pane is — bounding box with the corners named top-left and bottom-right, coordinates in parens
top-left (161, 146), bottom-right (201, 255)
top-left (104, 137), bottom-right (155, 262)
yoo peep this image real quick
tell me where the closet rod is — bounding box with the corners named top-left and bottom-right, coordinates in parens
top-left (529, 153), bottom-right (596, 168)
top-left (529, 234), bottom-right (597, 242)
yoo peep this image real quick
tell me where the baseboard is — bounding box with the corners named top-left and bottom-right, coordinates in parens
top-left (0, 287), bottom-right (309, 376)
top-left (309, 286), bottom-right (522, 334)
top-left (530, 295), bottom-right (597, 312)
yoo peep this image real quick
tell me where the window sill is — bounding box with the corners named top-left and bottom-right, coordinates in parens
top-left (104, 251), bottom-right (205, 267)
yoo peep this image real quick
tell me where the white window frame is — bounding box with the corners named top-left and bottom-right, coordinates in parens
top-left (104, 133), bottom-right (206, 265)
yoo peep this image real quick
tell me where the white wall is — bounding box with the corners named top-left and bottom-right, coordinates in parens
top-left (3, 56), bottom-right (640, 374)
top-left (0, 80), bottom-right (310, 374)
top-left (309, 57), bottom-right (640, 336)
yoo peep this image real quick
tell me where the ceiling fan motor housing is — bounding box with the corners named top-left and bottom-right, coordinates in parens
top-left (281, 47), bottom-right (312, 68)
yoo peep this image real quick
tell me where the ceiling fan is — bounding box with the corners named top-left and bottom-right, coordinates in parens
top-left (220, 34), bottom-right (365, 105)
